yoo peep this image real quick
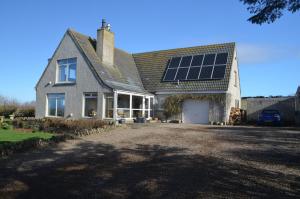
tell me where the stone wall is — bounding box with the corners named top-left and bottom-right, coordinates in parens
top-left (242, 97), bottom-right (295, 124)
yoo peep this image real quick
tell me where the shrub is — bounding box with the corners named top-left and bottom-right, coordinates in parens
top-left (0, 122), bottom-right (10, 130)
top-left (40, 119), bottom-right (107, 133)
top-left (15, 107), bottom-right (35, 118)
top-left (0, 105), bottom-right (17, 118)
top-left (12, 118), bottom-right (108, 134)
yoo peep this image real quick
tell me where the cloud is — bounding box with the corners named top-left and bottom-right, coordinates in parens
top-left (237, 43), bottom-right (299, 65)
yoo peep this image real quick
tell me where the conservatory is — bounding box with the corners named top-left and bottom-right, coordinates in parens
top-left (104, 90), bottom-right (154, 121)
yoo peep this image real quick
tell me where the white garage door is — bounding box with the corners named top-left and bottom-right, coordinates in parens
top-left (182, 100), bottom-right (209, 124)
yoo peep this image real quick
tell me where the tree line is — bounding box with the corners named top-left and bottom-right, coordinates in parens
top-left (0, 95), bottom-right (35, 118)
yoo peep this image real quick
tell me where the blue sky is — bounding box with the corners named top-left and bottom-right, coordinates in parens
top-left (0, 0), bottom-right (299, 102)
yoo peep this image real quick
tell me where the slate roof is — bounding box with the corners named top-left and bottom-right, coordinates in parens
top-left (133, 43), bottom-right (236, 93)
top-left (68, 29), bottom-right (147, 93)
top-left (68, 29), bottom-right (235, 94)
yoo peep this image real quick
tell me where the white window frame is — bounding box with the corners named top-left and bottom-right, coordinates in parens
top-left (109, 90), bottom-right (154, 120)
top-left (103, 93), bottom-right (114, 119)
top-left (46, 93), bottom-right (65, 117)
top-left (116, 93), bottom-right (131, 119)
top-left (56, 58), bottom-right (77, 83)
top-left (82, 93), bottom-right (98, 118)
top-left (131, 95), bottom-right (144, 118)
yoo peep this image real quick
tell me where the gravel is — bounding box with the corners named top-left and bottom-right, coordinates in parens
top-left (0, 123), bottom-right (299, 198)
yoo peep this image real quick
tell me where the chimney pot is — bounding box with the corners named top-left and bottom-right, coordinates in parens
top-left (101, 19), bottom-right (106, 29)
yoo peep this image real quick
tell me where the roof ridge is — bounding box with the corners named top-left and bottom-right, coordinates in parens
top-left (68, 29), bottom-right (132, 55)
top-left (67, 28), bottom-right (94, 40)
top-left (133, 42), bottom-right (236, 55)
top-left (115, 47), bottom-right (133, 55)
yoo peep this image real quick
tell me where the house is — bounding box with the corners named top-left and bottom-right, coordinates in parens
top-left (35, 20), bottom-right (241, 124)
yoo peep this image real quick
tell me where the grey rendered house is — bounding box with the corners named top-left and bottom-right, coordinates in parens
top-left (36, 20), bottom-right (241, 124)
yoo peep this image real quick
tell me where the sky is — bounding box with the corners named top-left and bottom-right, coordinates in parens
top-left (0, 0), bottom-right (299, 102)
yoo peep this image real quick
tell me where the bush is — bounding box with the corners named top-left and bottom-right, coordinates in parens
top-left (0, 105), bottom-right (17, 118)
top-left (40, 119), bottom-right (107, 133)
top-left (12, 118), bottom-right (108, 134)
top-left (15, 107), bottom-right (35, 118)
top-left (0, 122), bottom-right (10, 130)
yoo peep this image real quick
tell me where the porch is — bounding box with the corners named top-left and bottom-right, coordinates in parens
top-left (104, 90), bottom-right (154, 121)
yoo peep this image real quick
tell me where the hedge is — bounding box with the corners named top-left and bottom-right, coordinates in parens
top-left (12, 118), bottom-right (109, 134)
top-left (0, 105), bottom-right (17, 118)
top-left (0, 105), bottom-right (35, 118)
top-left (14, 107), bottom-right (35, 118)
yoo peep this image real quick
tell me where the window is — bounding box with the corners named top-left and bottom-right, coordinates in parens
top-left (117, 94), bottom-right (130, 118)
top-left (234, 71), bottom-right (238, 87)
top-left (144, 97), bottom-right (154, 118)
top-left (115, 94), bottom-right (154, 119)
top-left (47, 94), bottom-right (65, 117)
top-left (118, 94), bottom-right (130, 108)
top-left (132, 95), bottom-right (143, 117)
top-left (150, 98), bottom-right (154, 118)
top-left (145, 98), bottom-right (149, 118)
top-left (57, 58), bottom-right (77, 83)
top-left (84, 93), bottom-right (97, 117)
top-left (105, 93), bottom-right (113, 118)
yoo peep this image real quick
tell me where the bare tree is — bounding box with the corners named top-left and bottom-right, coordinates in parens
top-left (240, 0), bottom-right (300, 24)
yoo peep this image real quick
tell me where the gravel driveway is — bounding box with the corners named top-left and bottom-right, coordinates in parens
top-left (0, 123), bottom-right (299, 198)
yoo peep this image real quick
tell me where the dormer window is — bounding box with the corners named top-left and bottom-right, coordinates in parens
top-left (57, 58), bottom-right (77, 83)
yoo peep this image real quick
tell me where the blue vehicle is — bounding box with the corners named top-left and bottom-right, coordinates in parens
top-left (258, 109), bottom-right (281, 126)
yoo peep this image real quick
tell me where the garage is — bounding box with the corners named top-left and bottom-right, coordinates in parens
top-left (182, 100), bottom-right (209, 124)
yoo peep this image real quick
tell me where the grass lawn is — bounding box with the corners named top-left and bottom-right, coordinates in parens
top-left (0, 128), bottom-right (54, 143)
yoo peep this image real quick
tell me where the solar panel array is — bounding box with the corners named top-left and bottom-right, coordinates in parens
top-left (163, 53), bottom-right (228, 82)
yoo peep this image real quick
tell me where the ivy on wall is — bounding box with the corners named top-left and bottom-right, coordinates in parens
top-left (163, 94), bottom-right (226, 118)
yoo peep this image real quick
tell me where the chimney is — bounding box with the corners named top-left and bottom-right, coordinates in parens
top-left (96, 19), bottom-right (114, 66)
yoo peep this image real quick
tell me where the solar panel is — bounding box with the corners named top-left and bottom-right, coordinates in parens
top-left (179, 56), bottom-right (192, 67)
top-left (175, 68), bottom-right (189, 80)
top-left (212, 65), bottom-right (226, 79)
top-left (164, 68), bottom-right (177, 81)
top-left (169, 57), bottom-right (181, 68)
top-left (199, 66), bottom-right (213, 79)
top-left (203, 54), bottom-right (216, 65)
top-left (187, 67), bottom-right (201, 80)
top-left (215, 53), bottom-right (228, 65)
top-left (191, 55), bottom-right (203, 66)
top-left (162, 52), bottom-right (229, 82)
